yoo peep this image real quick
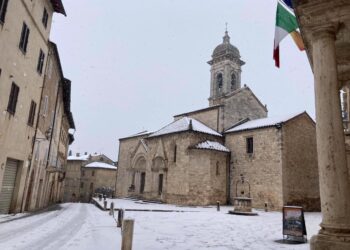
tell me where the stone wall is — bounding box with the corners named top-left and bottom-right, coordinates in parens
top-left (281, 114), bottom-right (320, 211)
top-left (188, 149), bottom-right (228, 205)
top-left (116, 131), bottom-right (227, 205)
top-left (80, 168), bottom-right (117, 202)
top-left (174, 107), bottom-right (220, 131)
top-left (63, 160), bottom-right (82, 202)
top-left (222, 87), bottom-right (267, 131)
top-left (225, 127), bottom-right (284, 210)
top-left (116, 134), bottom-right (150, 197)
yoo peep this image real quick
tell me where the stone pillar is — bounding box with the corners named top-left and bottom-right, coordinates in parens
top-left (311, 27), bottom-right (350, 250)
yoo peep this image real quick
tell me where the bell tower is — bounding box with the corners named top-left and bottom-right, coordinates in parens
top-left (208, 30), bottom-right (245, 106)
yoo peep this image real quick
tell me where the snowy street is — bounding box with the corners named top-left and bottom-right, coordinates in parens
top-left (1, 199), bottom-right (322, 250)
top-left (0, 203), bottom-right (120, 250)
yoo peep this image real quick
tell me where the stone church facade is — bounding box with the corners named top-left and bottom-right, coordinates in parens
top-left (116, 31), bottom-right (320, 211)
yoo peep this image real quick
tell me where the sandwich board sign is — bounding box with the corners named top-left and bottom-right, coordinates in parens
top-left (282, 206), bottom-right (307, 243)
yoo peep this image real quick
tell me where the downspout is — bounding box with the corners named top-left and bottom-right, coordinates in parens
top-left (21, 47), bottom-right (51, 212)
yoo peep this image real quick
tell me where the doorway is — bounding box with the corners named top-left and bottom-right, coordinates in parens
top-left (158, 174), bottom-right (163, 195)
top-left (140, 172), bottom-right (145, 193)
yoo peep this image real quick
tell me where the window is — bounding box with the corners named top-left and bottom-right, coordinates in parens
top-left (19, 22), bottom-right (30, 53)
top-left (42, 8), bottom-right (48, 28)
top-left (173, 145), bottom-right (177, 162)
top-left (231, 73), bottom-right (236, 90)
top-left (27, 100), bottom-right (37, 126)
top-left (216, 162), bottom-right (220, 176)
top-left (80, 182), bottom-right (84, 188)
top-left (246, 137), bottom-right (254, 154)
top-left (37, 49), bottom-right (45, 75)
top-left (92, 171), bottom-right (95, 177)
top-left (0, 0), bottom-right (9, 24)
top-left (216, 73), bottom-right (223, 92)
top-left (7, 82), bottom-right (19, 115)
top-left (82, 170), bottom-right (85, 176)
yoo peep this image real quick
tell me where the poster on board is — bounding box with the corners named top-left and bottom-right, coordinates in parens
top-left (282, 206), bottom-right (307, 242)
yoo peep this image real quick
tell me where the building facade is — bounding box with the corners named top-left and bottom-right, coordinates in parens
top-left (63, 153), bottom-right (117, 202)
top-left (23, 42), bottom-right (75, 212)
top-left (116, 31), bottom-right (320, 210)
top-left (0, 0), bottom-right (69, 214)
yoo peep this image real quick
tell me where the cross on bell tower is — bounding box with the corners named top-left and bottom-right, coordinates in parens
top-left (208, 29), bottom-right (245, 106)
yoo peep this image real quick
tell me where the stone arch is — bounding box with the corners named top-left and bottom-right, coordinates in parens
top-left (151, 157), bottom-right (167, 198)
top-left (128, 155), bottom-right (147, 193)
top-left (152, 156), bottom-right (166, 171)
top-left (131, 153), bottom-right (147, 170)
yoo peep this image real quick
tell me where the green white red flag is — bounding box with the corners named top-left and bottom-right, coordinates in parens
top-left (273, 0), bottom-right (305, 68)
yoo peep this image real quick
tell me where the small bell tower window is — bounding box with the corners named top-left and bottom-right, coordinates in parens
top-left (216, 73), bottom-right (223, 94)
top-left (231, 73), bottom-right (236, 90)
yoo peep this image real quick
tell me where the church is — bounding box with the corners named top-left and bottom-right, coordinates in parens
top-left (116, 31), bottom-right (320, 211)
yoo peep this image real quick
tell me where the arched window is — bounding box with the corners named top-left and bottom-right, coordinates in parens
top-left (216, 161), bottom-right (220, 176)
top-left (231, 73), bottom-right (236, 90)
top-left (216, 73), bottom-right (223, 93)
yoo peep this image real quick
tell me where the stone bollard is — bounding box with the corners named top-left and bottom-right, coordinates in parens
top-left (103, 194), bottom-right (107, 201)
top-left (121, 219), bottom-right (134, 250)
top-left (110, 202), bottom-right (114, 216)
top-left (104, 200), bottom-right (107, 210)
top-left (217, 201), bottom-right (220, 211)
top-left (264, 202), bottom-right (268, 212)
top-left (117, 209), bottom-right (124, 228)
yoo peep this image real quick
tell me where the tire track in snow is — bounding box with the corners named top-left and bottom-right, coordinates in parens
top-left (20, 203), bottom-right (88, 250)
top-left (0, 204), bottom-right (71, 242)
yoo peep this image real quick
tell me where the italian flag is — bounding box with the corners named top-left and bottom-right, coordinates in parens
top-left (273, 0), bottom-right (305, 68)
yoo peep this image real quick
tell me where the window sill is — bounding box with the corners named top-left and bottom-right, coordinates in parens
top-left (19, 47), bottom-right (27, 55)
top-left (6, 110), bottom-right (15, 116)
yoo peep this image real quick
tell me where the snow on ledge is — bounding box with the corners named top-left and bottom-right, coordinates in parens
top-left (84, 161), bottom-right (117, 170)
top-left (193, 140), bottom-right (230, 153)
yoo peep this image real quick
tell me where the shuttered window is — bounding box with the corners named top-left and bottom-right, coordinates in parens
top-left (37, 49), bottom-right (45, 75)
top-left (19, 22), bottom-right (30, 53)
top-left (27, 100), bottom-right (37, 126)
top-left (42, 8), bottom-right (48, 28)
top-left (0, 0), bottom-right (9, 24)
top-left (7, 82), bottom-right (20, 115)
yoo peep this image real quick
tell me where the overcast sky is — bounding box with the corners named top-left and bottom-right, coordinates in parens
top-left (51, 0), bottom-right (314, 161)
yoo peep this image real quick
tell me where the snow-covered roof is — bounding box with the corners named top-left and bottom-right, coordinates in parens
top-left (84, 161), bottom-right (117, 170)
top-left (192, 140), bottom-right (230, 153)
top-left (225, 112), bottom-right (309, 133)
top-left (149, 117), bottom-right (221, 138)
top-left (67, 152), bottom-right (100, 161)
top-left (67, 154), bottom-right (90, 161)
top-left (119, 130), bottom-right (154, 141)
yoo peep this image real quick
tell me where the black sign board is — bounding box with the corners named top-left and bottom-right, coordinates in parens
top-left (282, 206), bottom-right (307, 242)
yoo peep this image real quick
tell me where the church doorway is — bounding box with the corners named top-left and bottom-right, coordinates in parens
top-left (158, 174), bottom-right (163, 195)
top-left (140, 172), bottom-right (146, 193)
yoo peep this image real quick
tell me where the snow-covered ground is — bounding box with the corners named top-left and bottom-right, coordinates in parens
top-left (0, 203), bottom-right (120, 250)
top-left (0, 199), bottom-right (322, 250)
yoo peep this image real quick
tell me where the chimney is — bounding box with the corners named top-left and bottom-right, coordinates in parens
top-left (85, 152), bottom-right (88, 155)
top-left (76, 153), bottom-right (80, 157)
top-left (69, 150), bottom-right (72, 156)
top-left (188, 119), bottom-right (193, 131)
